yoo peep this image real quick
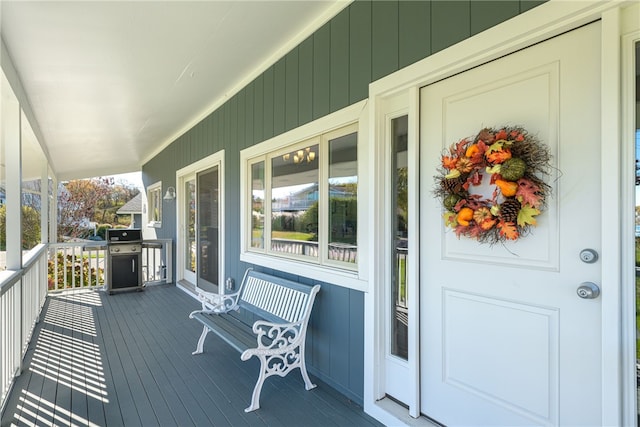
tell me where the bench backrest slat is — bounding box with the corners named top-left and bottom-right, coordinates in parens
top-left (239, 270), bottom-right (316, 324)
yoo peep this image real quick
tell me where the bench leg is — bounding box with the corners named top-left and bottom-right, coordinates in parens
top-left (299, 355), bottom-right (317, 391)
top-left (192, 326), bottom-right (209, 355)
top-left (245, 356), bottom-right (267, 412)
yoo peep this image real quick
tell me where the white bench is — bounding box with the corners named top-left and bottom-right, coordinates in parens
top-left (188, 268), bottom-right (321, 412)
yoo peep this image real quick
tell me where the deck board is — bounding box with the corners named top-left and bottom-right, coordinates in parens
top-left (1, 285), bottom-right (381, 427)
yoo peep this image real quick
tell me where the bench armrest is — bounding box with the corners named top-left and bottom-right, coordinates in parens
top-left (190, 289), bottom-right (240, 316)
top-left (240, 320), bottom-right (303, 360)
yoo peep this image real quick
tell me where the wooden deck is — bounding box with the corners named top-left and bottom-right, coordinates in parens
top-left (1, 285), bottom-right (381, 427)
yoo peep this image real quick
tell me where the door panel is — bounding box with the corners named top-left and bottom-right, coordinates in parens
top-left (420, 23), bottom-right (601, 425)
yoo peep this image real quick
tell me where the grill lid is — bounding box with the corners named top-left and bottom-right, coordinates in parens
top-left (106, 228), bottom-right (142, 243)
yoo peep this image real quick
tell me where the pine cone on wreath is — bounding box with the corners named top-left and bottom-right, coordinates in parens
top-left (500, 198), bottom-right (521, 224)
top-left (441, 176), bottom-right (467, 195)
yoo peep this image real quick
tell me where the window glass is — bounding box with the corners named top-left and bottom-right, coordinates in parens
top-left (328, 132), bottom-right (357, 264)
top-left (148, 183), bottom-right (162, 225)
top-left (391, 115), bottom-right (409, 360)
top-left (270, 144), bottom-right (319, 258)
top-left (21, 112), bottom-right (45, 252)
top-left (251, 161), bottom-right (265, 249)
top-left (185, 179), bottom-right (196, 273)
top-left (198, 166), bottom-right (220, 291)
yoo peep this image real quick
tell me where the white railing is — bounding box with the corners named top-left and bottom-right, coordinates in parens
top-left (270, 239), bottom-right (358, 263)
top-left (48, 239), bottom-right (173, 292)
top-left (0, 244), bottom-right (48, 413)
top-left (48, 242), bottom-right (107, 292)
top-left (142, 240), bottom-right (172, 285)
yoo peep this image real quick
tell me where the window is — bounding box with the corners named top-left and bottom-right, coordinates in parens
top-left (147, 182), bottom-right (162, 227)
top-left (246, 123), bottom-right (358, 270)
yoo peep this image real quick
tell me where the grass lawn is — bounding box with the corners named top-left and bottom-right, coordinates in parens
top-left (271, 231), bottom-right (315, 241)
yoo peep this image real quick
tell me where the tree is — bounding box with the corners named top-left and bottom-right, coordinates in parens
top-left (0, 205), bottom-right (42, 250)
top-left (58, 178), bottom-right (113, 240)
top-left (58, 178), bottom-right (140, 241)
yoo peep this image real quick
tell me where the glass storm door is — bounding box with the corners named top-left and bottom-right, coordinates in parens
top-left (197, 166), bottom-right (220, 293)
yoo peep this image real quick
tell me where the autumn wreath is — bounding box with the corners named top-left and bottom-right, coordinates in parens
top-left (434, 126), bottom-right (552, 244)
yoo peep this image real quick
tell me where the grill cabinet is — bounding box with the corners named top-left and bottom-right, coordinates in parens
top-left (106, 229), bottom-right (143, 294)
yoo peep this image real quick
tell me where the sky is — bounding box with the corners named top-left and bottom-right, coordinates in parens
top-left (109, 172), bottom-right (143, 192)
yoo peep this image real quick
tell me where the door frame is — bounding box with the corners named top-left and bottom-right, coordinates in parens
top-left (175, 150), bottom-right (225, 292)
top-left (374, 90), bottom-right (421, 414)
top-left (621, 7), bottom-right (640, 426)
top-left (364, 2), bottom-right (627, 425)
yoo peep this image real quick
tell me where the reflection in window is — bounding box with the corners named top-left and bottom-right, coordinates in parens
top-left (328, 132), bottom-right (357, 263)
top-left (186, 179), bottom-right (196, 273)
top-left (251, 161), bottom-right (265, 249)
top-left (198, 167), bottom-right (219, 291)
top-left (147, 184), bottom-right (162, 225)
top-left (391, 115), bottom-right (408, 360)
top-left (270, 144), bottom-right (319, 258)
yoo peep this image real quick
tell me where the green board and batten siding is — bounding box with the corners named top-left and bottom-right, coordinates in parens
top-left (143, 0), bottom-right (545, 405)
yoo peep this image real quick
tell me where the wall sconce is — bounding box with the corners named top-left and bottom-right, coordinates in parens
top-left (163, 186), bottom-right (176, 200)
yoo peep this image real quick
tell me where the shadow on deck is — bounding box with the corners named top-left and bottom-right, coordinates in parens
top-left (1, 285), bottom-right (381, 427)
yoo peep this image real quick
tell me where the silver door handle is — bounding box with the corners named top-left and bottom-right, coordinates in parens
top-left (577, 282), bottom-right (600, 299)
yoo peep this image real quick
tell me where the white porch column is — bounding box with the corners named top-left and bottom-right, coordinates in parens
top-left (4, 94), bottom-right (21, 270)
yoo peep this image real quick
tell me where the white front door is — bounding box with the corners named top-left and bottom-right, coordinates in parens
top-left (420, 23), bottom-right (602, 425)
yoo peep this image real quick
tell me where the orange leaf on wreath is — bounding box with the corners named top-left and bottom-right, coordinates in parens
top-left (442, 155), bottom-right (457, 170)
top-left (497, 221), bottom-right (519, 240)
top-left (516, 178), bottom-right (542, 208)
top-left (454, 139), bottom-right (469, 156)
top-left (495, 129), bottom-right (508, 141)
top-left (486, 148), bottom-right (512, 164)
top-left (467, 225), bottom-right (484, 238)
top-left (476, 128), bottom-right (494, 143)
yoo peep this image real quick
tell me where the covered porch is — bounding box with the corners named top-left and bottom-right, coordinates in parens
top-left (1, 284), bottom-right (380, 426)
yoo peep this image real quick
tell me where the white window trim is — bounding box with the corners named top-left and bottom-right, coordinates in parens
top-left (240, 100), bottom-right (369, 291)
top-left (146, 181), bottom-right (162, 228)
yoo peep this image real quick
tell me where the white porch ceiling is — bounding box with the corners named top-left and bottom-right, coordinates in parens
top-left (1, 0), bottom-right (345, 181)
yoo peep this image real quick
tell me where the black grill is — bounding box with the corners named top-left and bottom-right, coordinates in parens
top-left (106, 229), bottom-right (143, 294)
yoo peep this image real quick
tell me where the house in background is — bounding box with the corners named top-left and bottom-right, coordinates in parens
top-left (116, 193), bottom-right (143, 229)
top-left (1, 1), bottom-right (639, 425)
